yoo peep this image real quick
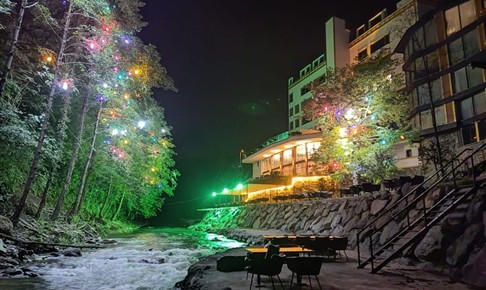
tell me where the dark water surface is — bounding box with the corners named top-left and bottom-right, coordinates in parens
top-left (0, 227), bottom-right (244, 290)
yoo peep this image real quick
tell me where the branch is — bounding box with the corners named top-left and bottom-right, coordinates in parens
top-left (25, 2), bottom-right (39, 9)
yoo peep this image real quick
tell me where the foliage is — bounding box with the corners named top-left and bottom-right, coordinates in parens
top-left (0, 0), bottom-right (178, 224)
top-left (304, 51), bottom-right (410, 184)
top-left (418, 135), bottom-right (457, 173)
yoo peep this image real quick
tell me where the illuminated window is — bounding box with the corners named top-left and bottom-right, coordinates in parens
top-left (446, 1), bottom-right (476, 36)
top-left (445, 6), bottom-right (461, 36)
top-left (272, 154), bottom-right (280, 169)
top-left (306, 142), bottom-right (320, 158)
top-left (459, 0), bottom-right (476, 27)
top-left (296, 145), bottom-right (306, 161)
top-left (261, 158), bottom-right (270, 173)
top-left (283, 149), bottom-right (292, 165)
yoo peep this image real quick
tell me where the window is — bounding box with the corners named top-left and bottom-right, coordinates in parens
top-left (283, 149), bottom-right (292, 165)
top-left (418, 83), bottom-right (430, 106)
top-left (295, 119), bottom-right (300, 128)
top-left (474, 91), bottom-right (486, 115)
top-left (369, 10), bottom-right (385, 29)
top-left (424, 19), bottom-right (438, 46)
top-left (453, 66), bottom-right (484, 94)
top-left (467, 66), bottom-right (484, 88)
top-left (294, 104), bottom-right (300, 114)
top-left (296, 145), bottom-right (306, 161)
top-left (261, 158), bottom-right (270, 173)
top-left (445, 6), bottom-right (461, 36)
top-left (289, 93), bottom-right (294, 103)
top-left (464, 30), bottom-right (480, 58)
top-left (271, 154), bottom-right (280, 169)
top-left (301, 86), bottom-right (310, 95)
top-left (435, 106), bottom-right (446, 126)
top-left (462, 123), bottom-right (477, 144)
top-left (459, 0), bottom-right (476, 27)
top-left (427, 51), bottom-right (440, 73)
top-left (306, 142), bottom-right (320, 158)
top-left (289, 107), bottom-right (293, 117)
top-left (289, 122), bottom-right (294, 130)
top-left (461, 97), bottom-right (474, 119)
top-left (449, 37), bottom-right (464, 65)
top-left (406, 149), bottom-right (413, 158)
top-left (356, 25), bottom-right (365, 37)
top-left (358, 49), bottom-right (368, 61)
top-left (453, 67), bottom-right (468, 93)
top-left (420, 110), bottom-right (433, 129)
top-left (431, 78), bottom-right (443, 101)
top-left (479, 120), bottom-right (486, 140)
top-left (370, 35), bottom-right (390, 54)
top-left (462, 91), bottom-right (486, 120)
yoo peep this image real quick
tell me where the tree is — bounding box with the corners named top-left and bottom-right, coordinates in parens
top-left (304, 51), bottom-right (410, 184)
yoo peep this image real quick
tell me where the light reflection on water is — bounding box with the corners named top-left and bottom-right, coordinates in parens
top-left (0, 228), bottom-right (245, 290)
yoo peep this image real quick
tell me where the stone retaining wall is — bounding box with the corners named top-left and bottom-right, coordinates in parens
top-left (191, 184), bottom-right (486, 288)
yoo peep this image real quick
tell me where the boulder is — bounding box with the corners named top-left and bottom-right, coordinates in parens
top-left (331, 214), bottom-right (342, 228)
top-left (370, 199), bottom-right (388, 215)
top-left (0, 215), bottom-right (13, 234)
top-left (462, 246), bottom-right (486, 289)
top-left (343, 215), bottom-right (360, 234)
top-left (379, 221), bottom-right (399, 245)
top-left (62, 248), bottom-right (82, 257)
top-left (331, 225), bottom-right (344, 237)
top-left (0, 239), bottom-right (5, 255)
top-left (252, 217), bottom-right (261, 229)
top-left (466, 200), bottom-right (484, 224)
top-left (446, 223), bottom-right (483, 267)
top-left (414, 225), bottom-right (443, 262)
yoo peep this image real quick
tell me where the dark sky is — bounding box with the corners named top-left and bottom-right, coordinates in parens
top-left (139, 0), bottom-right (393, 225)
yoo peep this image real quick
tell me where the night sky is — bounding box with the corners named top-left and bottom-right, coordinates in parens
top-left (139, 0), bottom-right (393, 226)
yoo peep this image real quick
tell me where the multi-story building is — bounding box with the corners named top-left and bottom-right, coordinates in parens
top-left (395, 0), bottom-right (486, 153)
top-left (236, 0), bottom-right (436, 201)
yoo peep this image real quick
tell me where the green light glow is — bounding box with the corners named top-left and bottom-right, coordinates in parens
top-left (222, 188), bottom-right (229, 193)
top-left (212, 192), bottom-right (217, 197)
top-left (236, 183), bottom-right (243, 190)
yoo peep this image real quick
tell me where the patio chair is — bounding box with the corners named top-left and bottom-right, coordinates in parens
top-left (328, 237), bottom-right (349, 262)
top-left (286, 256), bottom-right (324, 290)
top-left (246, 255), bottom-right (284, 290)
top-left (309, 237), bottom-right (331, 257)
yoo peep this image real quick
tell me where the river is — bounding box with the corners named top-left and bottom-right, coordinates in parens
top-left (0, 227), bottom-right (245, 290)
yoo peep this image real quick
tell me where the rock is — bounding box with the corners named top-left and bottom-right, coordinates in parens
top-left (446, 223), bottom-right (483, 267)
top-left (466, 200), bottom-right (484, 224)
top-left (62, 247), bottom-right (82, 257)
top-left (462, 246), bottom-right (486, 289)
top-left (0, 239), bottom-right (5, 255)
top-left (100, 239), bottom-right (117, 244)
top-left (331, 214), bottom-right (342, 228)
top-left (414, 225), bottom-right (443, 262)
top-left (375, 212), bottom-right (391, 230)
top-left (252, 217), bottom-right (261, 229)
top-left (484, 212), bottom-right (486, 239)
top-left (370, 199), bottom-right (388, 215)
top-left (331, 225), bottom-right (344, 237)
top-left (3, 267), bottom-right (22, 276)
top-left (379, 221), bottom-right (399, 245)
top-left (0, 215), bottom-right (13, 234)
top-left (0, 257), bottom-right (19, 266)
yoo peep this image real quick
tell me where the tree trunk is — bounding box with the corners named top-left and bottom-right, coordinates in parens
top-left (0, 0), bottom-right (27, 97)
top-left (57, 91), bottom-right (89, 219)
top-left (12, 1), bottom-right (74, 224)
top-left (67, 101), bottom-right (102, 217)
top-left (98, 176), bottom-right (113, 219)
top-left (34, 169), bottom-right (54, 218)
top-left (112, 191), bottom-right (125, 222)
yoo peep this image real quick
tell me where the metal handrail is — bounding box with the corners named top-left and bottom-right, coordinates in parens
top-left (357, 143), bottom-right (484, 267)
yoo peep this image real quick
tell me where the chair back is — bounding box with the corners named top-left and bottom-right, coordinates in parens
top-left (247, 255), bottom-right (284, 276)
top-left (310, 237), bottom-right (331, 254)
top-left (265, 244), bottom-right (280, 259)
top-left (286, 257), bottom-right (324, 275)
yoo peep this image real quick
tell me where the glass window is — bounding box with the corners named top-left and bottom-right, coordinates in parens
top-left (459, 0), bottom-right (476, 27)
top-left (283, 149), bottom-right (293, 165)
top-left (296, 145), bottom-right (306, 161)
top-left (294, 104), bottom-right (300, 114)
top-left (449, 37), bottom-right (464, 65)
top-left (413, 28), bottom-right (426, 50)
top-left (306, 142), bottom-right (320, 158)
top-left (479, 120), bottom-right (486, 140)
top-left (427, 51), bottom-right (440, 73)
top-left (295, 119), bottom-right (300, 128)
top-left (461, 97), bottom-right (474, 119)
top-left (424, 19), bottom-right (438, 46)
top-left (289, 122), bottom-right (294, 130)
top-left (271, 154), bottom-right (280, 169)
top-left (435, 106), bottom-right (446, 126)
top-left (420, 110), bottom-right (433, 129)
top-left (289, 107), bottom-right (293, 117)
top-left (462, 123), bottom-right (477, 144)
top-left (411, 88), bottom-right (419, 108)
top-left (431, 78), bottom-right (443, 101)
top-left (474, 91), bottom-right (486, 115)
top-left (289, 93), bottom-right (294, 103)
top-left (445, 6), bottom-right (461, 36)
top-left (467, 66), bottom-right (484, 88)
top-left (358, 49), bottom-right (368, 61)
top-left (418, 83), bottom-right (430, 105)
top-left (415, 57), bottom-right (426, 78)
top-left (370, 35), bottom-right (390, 54)
top-left (261, 158), bottom-right (270, 173)
top-left (453, 68), bottom-right (468, 93)
top-left (463, 30), bottom-right (480, 58)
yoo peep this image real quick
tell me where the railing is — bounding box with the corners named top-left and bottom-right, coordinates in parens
top-left (356, 142), bottom-right (486, 270)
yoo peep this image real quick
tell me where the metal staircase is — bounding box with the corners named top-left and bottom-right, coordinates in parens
top-left (356, 143), bottom-right (486, 273)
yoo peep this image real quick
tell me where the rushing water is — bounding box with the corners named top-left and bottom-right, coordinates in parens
top-left (0, 227), bottom-right (245, 290)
